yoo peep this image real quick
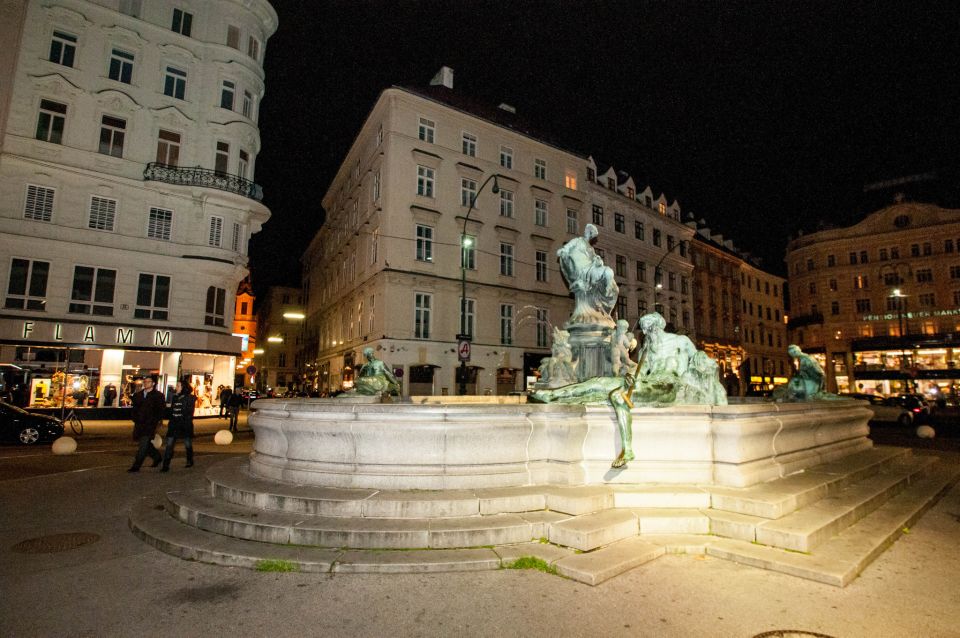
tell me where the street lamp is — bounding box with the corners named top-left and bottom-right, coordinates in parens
top-left (459, 173), bottom-right (500, 395)
top-left (653, 239), bottom-right (687, 325)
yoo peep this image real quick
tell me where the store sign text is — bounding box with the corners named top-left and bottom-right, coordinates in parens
top-left (21, 321), bottom-right (172, 347)
top-left (861, 308), bottom-right (960, 322)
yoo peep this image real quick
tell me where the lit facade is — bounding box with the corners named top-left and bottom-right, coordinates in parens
top-left (301, 70), bottom-right (696, 396)
top-left (0, 0), bottom-right (276, 411)
top-left (254, 285), bottom-right (301, 394)
top-left (786, 201), bottom-right (960, 396)
top-left (739, 259), bottom-right (789, 389)
top-left (232, 277), bottom-right (256, 387)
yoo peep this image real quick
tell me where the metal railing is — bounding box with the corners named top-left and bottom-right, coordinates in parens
top-left (144, 163), bottom-right (263, 201)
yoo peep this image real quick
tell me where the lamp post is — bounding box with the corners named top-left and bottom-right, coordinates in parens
top-left (653, 239), bottom-right (688, 327)
top-left (459, 174), bottom-right (500, 395)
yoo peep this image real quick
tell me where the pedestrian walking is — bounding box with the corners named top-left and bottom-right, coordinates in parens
top-left (219, 385), bottom-right (233, 418)
top-left (128, 373), bottom-right (165, 472)
top-left (161, 378), bottom-right (195, 472)
top-left (228, 390), bottom-right (243, 432)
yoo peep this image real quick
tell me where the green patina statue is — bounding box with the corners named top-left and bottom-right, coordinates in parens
top-left (772, 344), bottom-right (833, 401)
top-left (346, 347), bottom-right (400, 397)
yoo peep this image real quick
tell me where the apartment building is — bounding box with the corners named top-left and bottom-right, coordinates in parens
top-left (0, 0), bottom-right (276, 410)
top-left (254, 285), bottom-right (302, 394)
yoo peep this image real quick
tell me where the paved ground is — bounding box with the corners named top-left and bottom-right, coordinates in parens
top-left (1, 415), bottom-right (960, 637)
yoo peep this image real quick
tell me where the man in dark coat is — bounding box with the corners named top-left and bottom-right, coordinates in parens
top-left (128, 373), bottom-right (165, 472)
top-left (219, 385), bottom-right (233, 417)
top-left (161, 378), bottom-right (195, 471)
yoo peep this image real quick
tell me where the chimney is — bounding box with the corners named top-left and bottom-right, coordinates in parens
top-left (430, 66), bottom-right (454, 89)
top-left (498, 103), bottom-right (516, 114)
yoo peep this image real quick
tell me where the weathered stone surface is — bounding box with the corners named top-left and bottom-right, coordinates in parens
top-left (554, 537), bottom-right (664, 585)
top-left (548, 509), bottom-right (637, 551)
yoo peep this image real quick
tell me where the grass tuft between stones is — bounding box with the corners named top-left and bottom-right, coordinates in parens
top-left (255, 559), bottom-right (300, 573)
top-left (505, 556), bottom-right (558, 575)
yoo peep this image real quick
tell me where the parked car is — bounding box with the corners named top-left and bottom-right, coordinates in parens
top-left (842, 393), bottom-right (926, 426)
top-left (0, 400), bottom-right (64, 445)
top-left (894, 393), bottom-right (933, 417)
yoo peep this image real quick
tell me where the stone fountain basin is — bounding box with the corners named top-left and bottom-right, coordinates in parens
top-left (248, 398), bottom-right (872, 490)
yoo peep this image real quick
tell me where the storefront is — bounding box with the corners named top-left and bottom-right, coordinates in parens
top-left (0, 318), bottom-right (240, 417)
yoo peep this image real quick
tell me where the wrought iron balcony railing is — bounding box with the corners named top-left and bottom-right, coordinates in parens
top-left (144, 162), bottom-right (263, 201)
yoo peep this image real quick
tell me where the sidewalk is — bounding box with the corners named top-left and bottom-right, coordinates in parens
top-left (0, 446), bottom-right (959, 636)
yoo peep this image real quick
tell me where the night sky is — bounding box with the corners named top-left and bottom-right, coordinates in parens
top-left (250, 0), bottom-right (960, 301)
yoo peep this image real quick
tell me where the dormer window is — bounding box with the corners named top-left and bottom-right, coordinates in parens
top-left (586, 166), bottom-right (595, 182)
top-left (627, 187), bottom-right (635, 199)
top-left (658, 202), bottom-right (667, 215)
top-left (607, 177), bottom-right (615, 190)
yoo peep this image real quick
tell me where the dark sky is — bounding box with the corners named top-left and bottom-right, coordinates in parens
top-left (250, 0), bottom-right (960, 300)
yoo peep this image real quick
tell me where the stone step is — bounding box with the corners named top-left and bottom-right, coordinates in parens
top-left (706, 461), bottom-right (960, 586)
top-left (634, 508), bottom-right (711, 534)
top-left (612, 486), bottom-right (710, 509)
top-left (548, 508), bottom-right (637, 551)
top-left (708, 446), bottom-right (910, 519)
top-left (553, 536), bottom-right (665, 586)
top-left (167, 488), bottom-right (542, 549)
top-left (754, 455), bottom-right (938, 552)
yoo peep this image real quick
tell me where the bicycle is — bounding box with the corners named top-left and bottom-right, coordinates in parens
top-left (63, 409), bottom-right (84, 435)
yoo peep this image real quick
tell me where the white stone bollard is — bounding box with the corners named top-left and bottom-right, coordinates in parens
top-left (214, 430), bottom-right (233, 445)
top-left (916, 425), bottom-right (936, 439)
top-left (51, 436), bottom-right (77, 455)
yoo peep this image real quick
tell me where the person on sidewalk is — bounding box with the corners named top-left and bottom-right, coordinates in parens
top-left (219, 385), bottom-right (232, 418)
top-left (227, 391), bottom-right (243, 433)
top-left (128, 373), bottom-right (165, 472)
top-left (161, 378), bottom-right (195, 472)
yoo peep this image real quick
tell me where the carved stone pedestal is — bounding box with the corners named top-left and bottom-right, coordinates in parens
top-left (566, 323), bottom-right (614, 381)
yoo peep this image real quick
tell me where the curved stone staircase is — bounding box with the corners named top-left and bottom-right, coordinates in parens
top-left (130, 446), bottom-right (960, 586)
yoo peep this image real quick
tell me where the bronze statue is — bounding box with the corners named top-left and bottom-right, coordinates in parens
top-left (347, 347), bottom-right (400, 396)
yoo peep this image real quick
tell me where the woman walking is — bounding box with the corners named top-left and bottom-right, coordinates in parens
top-left (161, 378), bottom-right (195, 472)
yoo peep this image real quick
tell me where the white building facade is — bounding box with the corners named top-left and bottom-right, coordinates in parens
top-left (302, 71), bottom-right (696, 397)
top-left (0, 0), bottom-right (276, 411)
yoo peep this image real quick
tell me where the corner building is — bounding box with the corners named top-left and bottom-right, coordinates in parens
top-left (786, 201), bottom-right (960, 395)
top-left (302, 71), bottom-right (697, 396)
top-left (0, 0), bottom-right (276, 411)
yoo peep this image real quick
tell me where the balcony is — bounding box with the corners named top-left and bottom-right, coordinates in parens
top-left (787, 311), bottom-right (825, 330)
top-left (144, 163), bottom-right (263, 201)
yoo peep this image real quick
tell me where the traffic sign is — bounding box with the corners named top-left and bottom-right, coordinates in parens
top-left (246, 365), bottom-right (257, 376)
top-left (457, 339), bottom-right (471, 362)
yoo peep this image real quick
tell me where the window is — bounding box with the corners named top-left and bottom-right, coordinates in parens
top-left (910, 244), bottom-right (920, 257)
top-left (135, 274), bottom-right (170, 319)
top-left (886, 296), bottom-right (901, 312)
top-left (536, 308), bottom-right (549, 348)
top-left (534, 158), bottom-right (546, 180)
top-left (156, 129), bottom-right (181, 165)
top-left (853, 275), bottom-right (867, 289)
top-left (883, 271), bottom-right (901, 286)
top-left (415, 224), bottom-right (433, 262)
top-left (535, 199), bottom-right (548, 226)
top-left (461, 179), bottom-right (477, 208)
top-left (208, 216), bottom-right (223, 247)
top-left (500, 304), bottom-right (513, 345)
top-left (377, 124), bottom-right (383, 146)
top-left (919, 292), bottom-right (935, 307)
top-left (108, 49), bottom-right (134, 83)
top-left (829, 278), bottom-right (838, 292)
top-left (238, 150), bottom-right (249, 178)
top-left (879, 248), bottom-right (888, 261)
top-left (226, 25), bottom-right (240, 48)
top-left (923, 242), bottom-right (932, 256)
top-left (215, 141), bottom-right (230, 173)
top-left (946, 240), bottom-right (955, 254)
top-left (830, 301), bottom-right (840, 315)
top-left (916, 269), bottom-right (933, 283)
top-left (171, 8), bottom-right (193, 36)
top-left (205, 286), bottom-right (226, 326)
top-left (592, 204), bottom-right (604, 226)
top-left (616, 296), bottom-right (627, 320)
top-left (890, 247), bottom-right (900, 259)
top-left (681, 277), bottom-right (689, 295)
top-left (565, 170), bottom-right (577, 190)
top-left (69, 266), bottom-right (116, 315)
top-left (806, 258), bottom-right (815, 271)
top-left (463, 298), bottom-right (475, 338)
top-left (24, 185), bottom-right (54, 222)
top-left (418, 117), bottom-right (435, 143)
top-left (370, 228), bottom-right (379, 264)
top-left (636, 261), bottom-right (647, 282)
top-left (147, 207), bottom-right (172, 240)
top-left (499, 242), bottom-right (514, 276)
top-left (119, 0), bottom-right (142, 17)
top-left (860, 250), bottom-right (868, 264)
top-left (247, 36), bottom-right (260, 60)
top-left (36, 100), bottom-right (66, 144)
top-left (88, 196), bottom-right (117, 231)
top-left (950, 266), bottom-right (960, 279)
top-left (49, 31), bottom-right (76, 67)
top-left (658, 201), bottom-right (666, 215)
top-left (98, 115), bottom-right (126, 157)
top-left (373, 170), bottom-right (381, 201)
top-left (414, 293), bottom-right (431, 338)
top-left (809, 281), bottom-right (816, 294)
top-left (499, 190), bottom-right (514, 218)
top-left (534, 250), bottom-right (549, 282)
top-left (668, 272), bottom-right (677, 291)
top-left (462, 132), bottom-right (477, 156)
top-left (163, 66), bottom-right (186, 99)
top-left (635, 221), bottom-right (645, 240)
top-left (461, 234), bottom-right (476, 269)
top-left (220, 80), bottom-right (235, 110)
top-left (416, 165), bottom-right (434, 197)
top-left (607, 177), bottom-right (616, 190)
top-left (653, 229), bottom-right (661, 247)
top-left (5, 259), bottom-right (49, 310)
top-left (853, 298), bottom-right (870, 313)
top-left (827, 254), bottom-right (836, 267)
top-left (614, 213), bottom-right (625, 233)
top-left (615, 255), bottom-right (627, 278)
top-left (231, 222), bottom-right (243, 252)
top-left (566, 208), bottom-right (578, 234)
top-left (242, 90), bottom-right (253, 118)
top-left (500, 146), bottom-right (513, 169)
top-left (849, 252), bottom-right (857, 265)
